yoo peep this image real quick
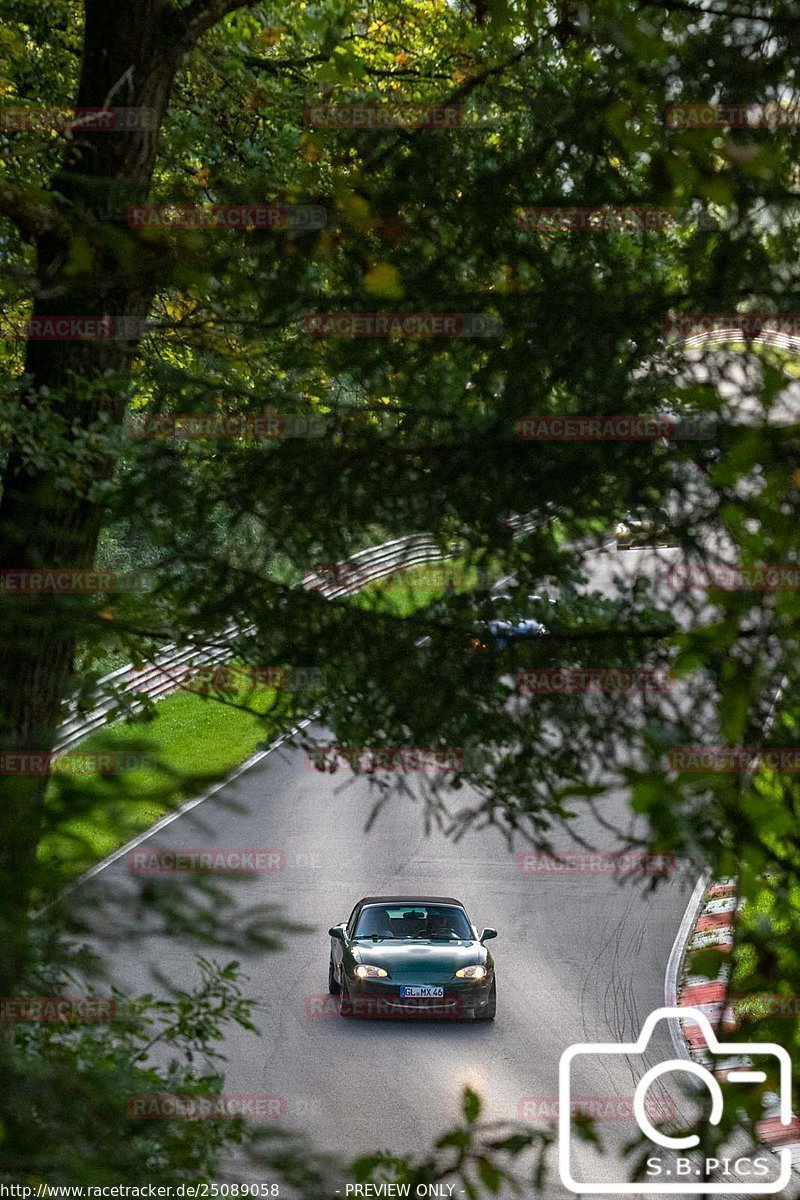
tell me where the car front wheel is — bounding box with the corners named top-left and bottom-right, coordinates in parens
top-left (339, 975), bottom-right (354, 1017)
top-left (475, 980), bottom-right (496, 1021)
top-left (328, 956), bottom-right (340, 995)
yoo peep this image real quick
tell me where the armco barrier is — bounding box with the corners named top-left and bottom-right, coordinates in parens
top-left (679, 327), bottom-right (800, 354)
top-left (56, 624), bottom-right (238, 752)
top-left (50, 328), bottom-right (799, 750)
top-left (55, 517), bottom-right (545, 752)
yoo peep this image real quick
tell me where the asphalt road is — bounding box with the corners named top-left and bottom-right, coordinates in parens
top-left (76, 346), bottom-right (800, 1194)
top-left (85, 725), bottom-right (698, 1195)
top-left (78, 543), bottom-right (716, 1198)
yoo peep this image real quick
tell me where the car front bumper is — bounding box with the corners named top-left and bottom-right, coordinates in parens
top-left (343, 977), bottom-right (494, 1019)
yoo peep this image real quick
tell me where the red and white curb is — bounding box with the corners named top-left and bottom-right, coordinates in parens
top-left (674, 876), bottom-right (800, 1167)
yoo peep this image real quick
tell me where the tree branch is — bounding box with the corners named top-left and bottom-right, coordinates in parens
top-left (245, 53), bottom-right (452, 82)
top-left (0, 182), bottom-right (68, 243)
top-left (172, 0), bottom-right (262, 51)
top-left (636, 0), bottom-right (800, 24)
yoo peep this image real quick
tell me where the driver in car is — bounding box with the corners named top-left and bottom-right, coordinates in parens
top-left (427, 912), bottom-right (452, 938)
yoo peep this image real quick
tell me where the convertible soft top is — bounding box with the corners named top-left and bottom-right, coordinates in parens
top-left (357, 895), bottom-right (464, 907)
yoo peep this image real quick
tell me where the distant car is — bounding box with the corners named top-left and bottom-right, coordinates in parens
top-left (653, 403), bottom-right (717, 446)
top-left (652, 404), bottom-right (722, 470)
top-left (489, 576), bottom-right (559, 608)
top-left (615, 508), bottom-right (677, 551)
top-left (700, 446), bottom-right (722, 467)
top-left (470, 616), bottom-right (548, 649)
top-left (328, 895), bottom-right (497, 1020)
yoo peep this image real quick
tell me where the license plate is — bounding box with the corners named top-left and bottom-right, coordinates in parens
top-left (399, 986), bottom-right (444, 998)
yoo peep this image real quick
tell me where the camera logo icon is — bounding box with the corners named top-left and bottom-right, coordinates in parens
top-left (558, 1006), bottom-right (793, 1194)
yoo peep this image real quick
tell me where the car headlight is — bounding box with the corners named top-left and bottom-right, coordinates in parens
top-left (455, 964), bottom-right (487, 980)
top-left (354, 964), bottom-right (388, 979)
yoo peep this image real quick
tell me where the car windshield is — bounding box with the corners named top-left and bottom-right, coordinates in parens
top-left (354, 904), bottom-right (473, 941)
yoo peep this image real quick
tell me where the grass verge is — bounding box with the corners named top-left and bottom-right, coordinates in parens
top-left (42, 526), bottom-right (604, 882)
top-left (39, 683), bottom-right (290, 882)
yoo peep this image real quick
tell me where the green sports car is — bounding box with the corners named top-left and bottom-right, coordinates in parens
top-left (615, 507), bottom-right (677, 551)
top-left (328, 895), bottom-right (497, 1020)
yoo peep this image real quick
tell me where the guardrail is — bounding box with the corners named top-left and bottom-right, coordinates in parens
top-left (299, 534), bottom-right (459, 600)
top-left (56, 626), bottom-right (238, 752)
top-left (48, 328), bottom-right (800, 753)
top-left (56, 517), bottom-right (545, 752)
top-left (679, 328), bottom-right (800, 353)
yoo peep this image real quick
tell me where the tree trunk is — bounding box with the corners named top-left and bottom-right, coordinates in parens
top-left (0, 0), bottom-right (187, 993)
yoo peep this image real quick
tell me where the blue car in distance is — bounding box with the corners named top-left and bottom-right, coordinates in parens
top-left (470, 617), bottom-right (548, 650)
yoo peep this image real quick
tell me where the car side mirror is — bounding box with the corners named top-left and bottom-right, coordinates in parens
top-left (328, 926), bottom-right (346, 941)
top-left (480, 927), bottom-right (498, 942)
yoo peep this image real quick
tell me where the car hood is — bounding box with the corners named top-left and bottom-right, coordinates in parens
top-left (352, 939), bottom-right (488, 982)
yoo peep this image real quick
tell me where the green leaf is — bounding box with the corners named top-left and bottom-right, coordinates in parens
top-left (462, 1087), bottom-right (481, 1123)
top-left (476, 1156), bottom-right (503, 1192)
